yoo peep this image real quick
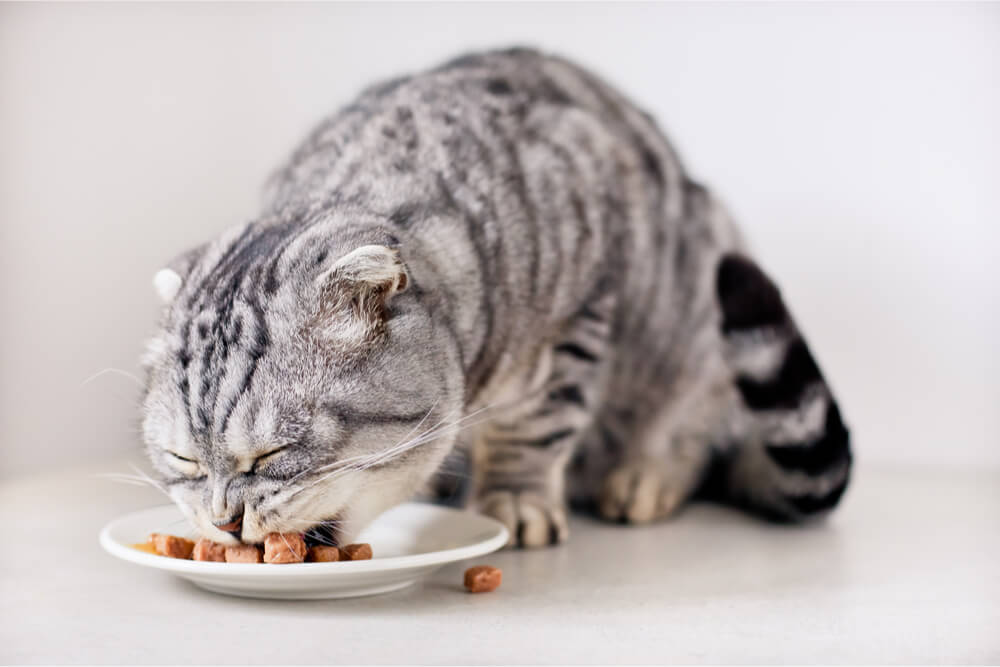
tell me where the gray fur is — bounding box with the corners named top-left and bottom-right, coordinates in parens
top-left (142, 48), bottom-right (851, 548)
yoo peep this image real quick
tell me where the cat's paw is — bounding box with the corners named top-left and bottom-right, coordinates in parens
top-left (476, 490), bottom-right (569, 548)
top-left (598, 462), bottom-right (687, 524)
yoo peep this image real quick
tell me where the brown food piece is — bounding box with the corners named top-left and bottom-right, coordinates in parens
top-left (263, 532), bottom-right (307, 564)
top-left (340, 543), bottom-right (373, 561)
top-left (131, 542), bottom-right (158, 555)
top-left (192, 538), bottom-right (227, 562)
top-left (306, 545), bottom-right (341, 562)
top-left (464, 565), bottom-right (502, 593)
top-left (224, 543), bottom-right (263, 563)
top-left (149, 533), bottom-right (195, 559)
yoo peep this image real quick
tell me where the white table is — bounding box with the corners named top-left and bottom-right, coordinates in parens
top-left (2, 459), bottom-right (997, 663)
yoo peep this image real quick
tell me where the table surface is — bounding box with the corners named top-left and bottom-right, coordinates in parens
top-left (2, 459), bottom-right (998, 664)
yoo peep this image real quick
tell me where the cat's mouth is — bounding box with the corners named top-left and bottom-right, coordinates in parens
top-left (302, 519), bottom-right (340, 548)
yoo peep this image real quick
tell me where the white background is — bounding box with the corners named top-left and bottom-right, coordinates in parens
top-left (1, 2), bottom-right (997, 479)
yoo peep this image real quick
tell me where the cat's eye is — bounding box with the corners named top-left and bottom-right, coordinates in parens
top-left (251, 445), bottom-right (290, 474)
top-left (164, 450), bottom-right (202, 478)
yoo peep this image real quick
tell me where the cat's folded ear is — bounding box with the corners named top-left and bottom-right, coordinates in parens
top-left (152, 245), bottom-right (207, 304)
top-left (314, 245), bottom-right (410, 344)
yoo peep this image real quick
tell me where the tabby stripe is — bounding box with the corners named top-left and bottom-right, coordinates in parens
top-left (493, 428), bottom-right (575, 449)
top-left (554, 342), bottom-right (599, 363)
top-left (736, 338), bottom-right (822, 410)
top-left (185, 224), bottom-right (255, 308)
top-left (326, 404), bottom-right (435, 427)
top-left (579, 304), bottom-right (604, 323)
top-left (716, 253), bottom-right (789, 334)
top-left (218, 297), bottom-right (270, 436)
top-left (599, 423), bottom-right (622, 454)
top-left (765, 402), bottom-right (850, 475)
top-left (432, 172), bottom-right (495, 390)
top-left (177, 320), bottom-right (194, 433)
top-left (514, 165), bottom-right (543, 303)
top-left (547, 384), bottom-right (586, 407)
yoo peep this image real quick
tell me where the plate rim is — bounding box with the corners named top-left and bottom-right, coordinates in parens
top-left (99, 502), bottom-right (509, 577)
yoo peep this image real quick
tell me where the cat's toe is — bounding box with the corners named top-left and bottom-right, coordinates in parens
top-left (476, 490), bottom-right (569, 548)
top-left (599, 463), bottom-right (686, 524)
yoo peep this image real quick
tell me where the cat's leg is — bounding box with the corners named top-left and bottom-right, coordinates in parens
top-left (597, 252), bottom-right (852, 524)
top-left (704, 253), bottom-right (853, 521)
top-left (473, 307), bottom-right (613, 548)
top-left (595, 374), bottom-right (724, 524)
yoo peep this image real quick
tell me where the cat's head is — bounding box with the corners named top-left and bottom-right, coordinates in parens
top-left (140, 218), bottom-right (463, 546)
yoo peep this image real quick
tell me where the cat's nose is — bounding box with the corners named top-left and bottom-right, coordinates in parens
top-left (213, 512), bottom-right (243, 538)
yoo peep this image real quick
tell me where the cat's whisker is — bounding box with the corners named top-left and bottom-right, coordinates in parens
top-left (302, 398), bottom-right (460, 480)
top-left (81, 367), bottom-right (144, 387)
top-left (94, 471), bottom-right (171, 501)
top-left (354, 408), bottom-right (499, 471)
top-left (343, 401), bottom-right (498, 471)
top-left (95, 475), bottom-right (153, 488)
top-left (292, 406), bottom-right (500, 496)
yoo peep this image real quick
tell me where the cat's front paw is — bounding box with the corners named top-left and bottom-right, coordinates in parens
top-left (476, 490), bottom-right (569, 548)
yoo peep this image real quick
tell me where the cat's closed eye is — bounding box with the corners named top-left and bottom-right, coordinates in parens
top-left (250, 445), bottom-right (290, 474)
top-left (165, 451), bottom-right (203, 478)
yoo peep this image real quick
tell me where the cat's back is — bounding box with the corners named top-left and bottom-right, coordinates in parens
top-left (266, 48), bottom-right (686, 218)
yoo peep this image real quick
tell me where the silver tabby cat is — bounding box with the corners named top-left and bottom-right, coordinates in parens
top-left (142, 48), bottom-right (851, 549)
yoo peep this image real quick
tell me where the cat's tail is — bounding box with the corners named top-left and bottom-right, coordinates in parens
top-left (702, 253), bottom-right (853, 522)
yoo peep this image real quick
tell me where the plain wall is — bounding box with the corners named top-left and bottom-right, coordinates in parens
top-left (1, 2), bottom-right (997, 479)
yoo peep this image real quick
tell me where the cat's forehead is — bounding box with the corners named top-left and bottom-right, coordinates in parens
top-left (220, 393), bottom-right (310, 457)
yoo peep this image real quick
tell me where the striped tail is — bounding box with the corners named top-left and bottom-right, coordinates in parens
top-left (707, 253), bottom-right (852, 522)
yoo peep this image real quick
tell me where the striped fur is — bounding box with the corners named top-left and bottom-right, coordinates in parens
top-left (141, 48), bottom-right (851, 548)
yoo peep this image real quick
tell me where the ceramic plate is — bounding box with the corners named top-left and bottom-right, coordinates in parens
top-left (99, 502), bottom-right (508, 599)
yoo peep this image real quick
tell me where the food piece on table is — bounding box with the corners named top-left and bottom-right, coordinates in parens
top-left (131, 542), bottom-right (158, 555)
top-left (224, 543), bottom-right (263, 563)
top-left (306, 545), bottom-right (341, 562)
top-left (463, 565), bottom-right (502, 593)
top-left (192, 538), bottom-right (227, 562)
top-left (340, 543), bottom-right (373, 561)
top-left (149, 533), bottom-right (195, 559)
top-left (263, 532), bottom-right (307, 564)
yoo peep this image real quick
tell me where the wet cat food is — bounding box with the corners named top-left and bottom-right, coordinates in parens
top-left (225, 543), bottom-right (264, 563)
top-left (133, 532), bottom-right (371, 564)
top-left (463, 565), bottom-right (502, 593)
top-left (192, 538), bottom-right (227, 562)
top-left (340, 543), bottom-right (373, 561)
top-left (306, 545), bottom-right (341, 562)
top-left (150, 533), bottom-right (195, 559)
top-left (263, 532), bottom-right (307, 564)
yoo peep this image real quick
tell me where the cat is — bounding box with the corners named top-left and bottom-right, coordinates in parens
top-left (141, 48), bottom-right (851, 549)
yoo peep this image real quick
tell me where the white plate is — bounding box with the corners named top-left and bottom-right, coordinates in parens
top-left (99, 502), bottom-right (508, 600)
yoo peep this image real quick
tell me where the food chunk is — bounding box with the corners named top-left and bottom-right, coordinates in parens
top-left (225, 543), bottom-right (263, 563)
top-left (463, 565), bottom-right (502, 593)
top-left (149, 533), bottom-right (195, 559)
top-left (263, 532), bottom-right (307, 564)
top-left (306, 546), bottom-right (341, 562)
top-left (192, 539), bottom-right (227, 562)
top-left (340, 543), bottom-right (373, 561)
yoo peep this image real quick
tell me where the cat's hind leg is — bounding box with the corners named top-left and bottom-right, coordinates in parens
top-left (596, 252), bottom-right (852, 524)
top-left (594, 367), bottom-right (726, 524)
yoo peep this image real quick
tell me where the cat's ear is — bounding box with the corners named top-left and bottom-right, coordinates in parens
top-left (314, 245), bottom-right (409, 342)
